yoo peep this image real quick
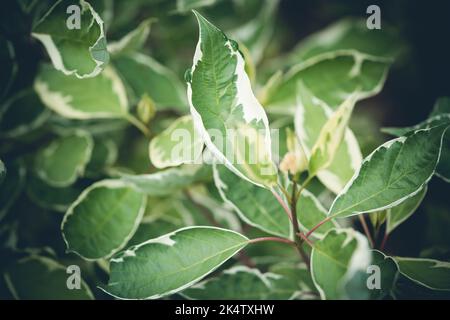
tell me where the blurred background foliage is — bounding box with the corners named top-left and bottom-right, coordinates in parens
top-left (0, 0), bottom-right (449, 299)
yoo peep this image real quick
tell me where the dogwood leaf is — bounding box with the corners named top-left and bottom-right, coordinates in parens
top-left (149, 115), bottom-right (203, 168)
top-left (101, 226), bottom-right (249, 299)
top-left (32, 0), bottom-right (108, 78)
top-left (34, 131), bottom-right (93, 187)
top-left (0, 89), bottom-right (50, 138)
top-left (395, 257), bottom-right (450, 291)
top-left (118, 164), bottom-right (211, 196)
top-left (297, 190), bottom-right (338, 238)
top-left (61, 180), bottom-right (147, 260)
top-left (386, 186), bottom-right (427, 234)
top-left (108, 18), bottom-right (154, 56)
top-left (267, 263), bottom-right (317, 299)
top-left (263, 50), bottom-right (391, 114)
top-left (295, 83), bottom-right (362, 193)
top-left (213, 164), bottom-right (290, 238)
top-left (306, 88), bottom-right (358, 179)
top-left (182, 266), bottom-right (272, 300)
top-left (370, 250), bottom-right (399, 300)
top-left (329, 124), bottom-right (449, 218)
top-left (187, 11), bottom-right (277, 188)
top-left (34, 64), bottom-right (128, 119)
top-left (311, 228), bottom-right (371, 299)
top-left (113, 53), bottom-right (186, 110)
top-left (286, 18), bottom-right (402, 64)
top-left (383, 98), bottom-right (450, 183)
top-left (85, 137), bottom-right (118, 177)
top-left (26, 174), bottom-right (86, 212)
top-left (3, 255), bottom-right (93, 299)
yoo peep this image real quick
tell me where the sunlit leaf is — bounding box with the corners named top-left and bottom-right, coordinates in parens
top-left (187, 11), bottom-right (277, 188)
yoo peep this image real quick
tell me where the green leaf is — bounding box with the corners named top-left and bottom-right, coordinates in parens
top-left (3, 255), bottom-right (93, 300)
top-left (295, 83), bottom-right (362, 193)
top-left (34, 131), bottom-right (93, 187)
top-left (85, 137), bottom-right (118, 177)
top-left (285, 18), bottom-right (402, 64)
top-left (297, 189), bottom-right (338, 238)
top-left (61, 180), bottom-right (147, 260)
top-left (182, 265), bottom-right (272, 300)
top-left (26, 174), bottom-right (86, 212)
top-left (304, 87), bottom-right (359, 179)
top-left (329, 124), bottom-right (449, 218)
top-left (35, 64), bottom-right (129, 119)
top-left (0, 161), bottom-right (26, 221)
top-left (32, 0), bottom-right (109, 78)
top-left (395, 257), bottom-right (450, 291)
top-left (0, 89), bottom-right (51, 138)
top-left (382, 98), bottom-right (450, 183)
top-left (184, 185), bottom-right (243, 232)
top-left (311, 228), bottom-right (371, 299)
top-left (118, 164), bottom-right (211, 196)
top-left (369, 250), bottom-right (399, 299)
top-left (263, 50), bottom-right (391, 115)
top-left (101, 226), bottom-right (249, 299)
top-left (187, 11), bottom-right (277, 188)
top-left (149, 115), bottom-right (204, 168)
top-left (113, 52), bottom-right (186, 110)
top-left (267, 263), bottom-right (317, 299)
top-left (213, 164), bottom-right (290, 238)
top-left (386, 186), bottom-right (427, 234)
top-left (108, 18), bottom-right (155, 56)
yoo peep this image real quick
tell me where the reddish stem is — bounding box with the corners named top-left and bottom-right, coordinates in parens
top-left (297, 232), bottom-right (314, 247)
top-left (271, 188), bottom-right (293, 222)
top-left (249, 237), bottom-right (296, 246)
top-left (380, 232), bottom-right (389, 251)
top-left (359, 215), bottom-right (375, 248)
top-left (306, 216), bottom-right (332, 238)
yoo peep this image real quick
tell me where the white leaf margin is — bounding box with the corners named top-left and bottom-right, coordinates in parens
top-left (100, 226), bottom-right (249, 300)
top-left (187, 11), bottom-right (275, 188)
top-left (31, 0), bottom-right (108, 79)
top-left (61, 179), bottom-right (147, 261)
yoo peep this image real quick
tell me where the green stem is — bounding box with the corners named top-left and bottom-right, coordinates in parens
top-left (295, 174), bottom-right (314, 199)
